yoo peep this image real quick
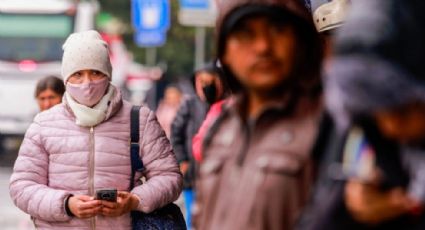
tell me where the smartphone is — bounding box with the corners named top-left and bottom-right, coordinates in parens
top-left (342, 126), bottom-right (376, 182)
top-left (339, 121), bottom-right (408, 190)
top-left (96, 189), bottom-right (117, 202)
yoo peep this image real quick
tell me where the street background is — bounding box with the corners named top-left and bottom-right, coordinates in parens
top-left (0, 0), bottom-right (214, 229)
top-left (0, 144), bottom-right (33, 230)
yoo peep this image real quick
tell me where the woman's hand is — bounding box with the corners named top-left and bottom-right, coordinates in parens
top-left (345, 180), bottom-right (416, 224)
top-left (180, 161), bottom-right (189, 175)
top-left (68, 195), bottom-right (102, 219)
top-left (100, 191), bottom-right (140, 217)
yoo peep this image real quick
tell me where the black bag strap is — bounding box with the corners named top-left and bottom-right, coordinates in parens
top-left (130, 106), bottom-right (187, 230)
top-left (311, 112), bottom-right (334, 164)
top-left (130, 106), bottom-right (144, 189)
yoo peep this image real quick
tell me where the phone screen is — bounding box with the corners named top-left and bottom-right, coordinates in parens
top-left (96, 189), bottom-right (117, 202)
top-left (342, 126), bottom-right (376, 181)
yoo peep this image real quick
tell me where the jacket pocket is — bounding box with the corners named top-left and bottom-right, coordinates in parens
top-left (201, 159), bottom-right (224, 175)
top-left (257, 153), bottom-right (304, 176)
top-left (199, 158), bottom-right (227, 197)
top-left (195, 159), bottom-right (226, 226)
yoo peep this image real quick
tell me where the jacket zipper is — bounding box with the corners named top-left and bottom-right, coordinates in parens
top-left (89, 126), bottom-right (96, 230)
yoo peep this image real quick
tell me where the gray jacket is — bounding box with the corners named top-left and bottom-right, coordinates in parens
top-left (194, 95), bottom-right (322, 230)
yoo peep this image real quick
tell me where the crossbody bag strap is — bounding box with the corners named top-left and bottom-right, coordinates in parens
top-left (130, 106), bottom-right (144, 189)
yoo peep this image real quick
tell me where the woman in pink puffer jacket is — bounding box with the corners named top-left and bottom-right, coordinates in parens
top-left (9, 30), bottom-right (182, 230)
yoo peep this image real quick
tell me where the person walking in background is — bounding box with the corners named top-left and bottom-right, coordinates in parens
top-left (34, 76), bottom-right (65, 112)
top-left (156, 84), bottom-right (183, 139)
top-left (193, 0), bottom-right (323, 229)
top-left (298, 0), bottom-right (425, 229)
top-left (9, 30), bottom-right (182, 229)
top-left (170, 63), bottom-right (225, 229)
top-left (191, 61), bottom-right (231, 163)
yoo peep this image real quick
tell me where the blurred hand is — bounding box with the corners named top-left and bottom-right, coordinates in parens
top-left (180, 161), bottom-right (190, 175)
top-left (345, 180), bottom-right (416, 224)
top-left (100, 191), bottom-right (139, 217)
top-left (68, 195), bottom-right (102, 219)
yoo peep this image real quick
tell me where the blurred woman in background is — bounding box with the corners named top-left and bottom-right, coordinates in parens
top-left (156, 84), bottom-right (183, 139)
top-left (34, 76), bottom-right (65, 111)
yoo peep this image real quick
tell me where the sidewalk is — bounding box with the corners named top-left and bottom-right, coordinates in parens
top-left (0, 167), bottom-right (33, 230)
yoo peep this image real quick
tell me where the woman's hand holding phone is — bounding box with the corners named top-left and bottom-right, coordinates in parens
top-left (68, 195), bottom-right (102, 219)
top-left (100, 191), bottom-right (140, 217)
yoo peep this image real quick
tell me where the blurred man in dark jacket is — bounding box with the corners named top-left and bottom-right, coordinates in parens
top-left (170, 64), bottom-right (224, 229)
top-left (299, 0), bottom-right (425, 229)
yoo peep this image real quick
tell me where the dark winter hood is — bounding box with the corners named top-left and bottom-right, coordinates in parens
top-left (190, 62), bottom-right (220, 89)
top-left (216, 0), bottom-right (323, 95)
top-left (326, 0), bottom-right (425, 126)
top-left (216, 0), bottom-right (314, 59)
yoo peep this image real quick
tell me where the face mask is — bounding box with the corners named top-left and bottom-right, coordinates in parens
top-left (202, 84), bottom-right (217, 104)
top-left (66, 78), bottom-right (109, 107)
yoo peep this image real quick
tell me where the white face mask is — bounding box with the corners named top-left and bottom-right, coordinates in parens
top-left (66, 78), bottom-right (109, 107)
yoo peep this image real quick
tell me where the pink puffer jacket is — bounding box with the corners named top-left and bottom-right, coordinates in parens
top-left (9, 88), bottom-right (183, 230)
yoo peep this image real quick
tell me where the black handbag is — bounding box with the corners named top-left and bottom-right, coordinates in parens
top-left (130, 106), bottom-right (187, 230)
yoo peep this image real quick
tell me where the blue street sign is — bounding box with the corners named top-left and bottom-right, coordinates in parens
top-left (134, 30), bottom-right (167, 47)
top-left (132, 0), bottom-right (170, 31)
top-left (179, 0), bottom-right (209, 9)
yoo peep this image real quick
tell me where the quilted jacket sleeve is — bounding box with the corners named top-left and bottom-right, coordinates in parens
top-left (9, 118), bottom-right (71, 222)
top-left (132, 108), bottom-right (183, 213)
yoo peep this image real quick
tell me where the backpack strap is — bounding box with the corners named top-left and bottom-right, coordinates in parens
top-left (130, 106), bottom-right (144, 189)
top-left (311, 112), bottom-right (334, 164)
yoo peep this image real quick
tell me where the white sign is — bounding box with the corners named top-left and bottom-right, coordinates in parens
top-left (141, 2), bottom-right (160, 29)
top-left (178, 0), bottom-right (217, 27)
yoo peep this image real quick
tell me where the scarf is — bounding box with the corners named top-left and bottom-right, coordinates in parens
top-left (66, 85), bottom-right (115, 127)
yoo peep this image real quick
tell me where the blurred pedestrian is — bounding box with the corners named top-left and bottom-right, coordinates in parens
top-left (9, 30), bottom-right (182, 229)
top-left (298, 0), bottom-right (425, 229)
top-left (156, 85), bottom-right (183, 139)
top-left (193, 0), bottom-right (323, 229)
top-left (192, 61), bottom-right (230, 163)
top-left (34, 75), bottom-right (65, 112)
top-left (171, 63), bottom-right (225, 229)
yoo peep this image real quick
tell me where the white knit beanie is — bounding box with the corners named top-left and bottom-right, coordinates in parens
top-left (61, 30), bottom-right (112, 82)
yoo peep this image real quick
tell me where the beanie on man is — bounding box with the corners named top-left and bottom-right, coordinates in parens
top-left (61, 30), bottom-right (112, 82)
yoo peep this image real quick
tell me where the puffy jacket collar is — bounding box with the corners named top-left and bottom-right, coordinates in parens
top-left (104, 86), bottom-right (123, 120)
